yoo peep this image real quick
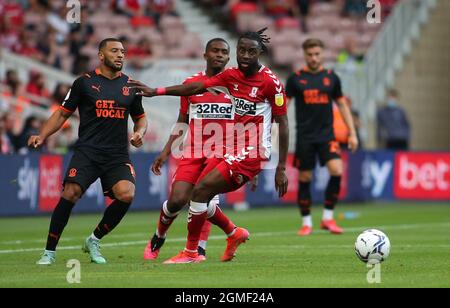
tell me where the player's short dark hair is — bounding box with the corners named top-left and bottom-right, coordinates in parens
top-left (205, 38), bottom-right (230, 52)
top-left (302, 38), bottom-right (325, 50)
top-left (98, 38), bottom-right (122, 51)
top-left (238, 27), bottom-right (270, 53)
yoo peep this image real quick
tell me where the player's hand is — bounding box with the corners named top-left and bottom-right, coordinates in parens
top-left (130, 132), bottom-right (144, 148)
top-left (348, 134), bottom-right (359, 153)
top-left (128, 80), bottom-right (156, 97)
top-left (249, 175), bottom-right (259, 192)
top-left (28, 135), bottom-right (44, 149)
top-left (151, 154), bottom-right (168, 176)
top-left (275, 167), bottom-right (288, 198)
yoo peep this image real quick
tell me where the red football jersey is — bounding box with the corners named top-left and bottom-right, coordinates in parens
top-left (180, 71), bottom-right (233, 158)
top-left (203, 66), bottom-right (287, 159)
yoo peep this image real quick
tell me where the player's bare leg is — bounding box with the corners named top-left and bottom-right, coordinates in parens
top-left (83, 180), bottom-right (135, 264)
top-left (164, 168), bottom-right (249, 264)
top-left (320, 158), bottom-right (344, 234)
top-left (298, 171), bottom-right (313, 236)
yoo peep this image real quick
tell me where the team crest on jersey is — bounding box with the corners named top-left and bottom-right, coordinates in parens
top-left (69, 168), bottom-right (77, 178)
top-left (323, 77), bottom-right (331, 86)
top-left (122, 86), bottom-right (130, 96)
top-left (275, 93), bottom-right (284, 107)
top-left (233, 84), bottom-right (239, 91)
top-left (249, 87), bottom-right (258, 98)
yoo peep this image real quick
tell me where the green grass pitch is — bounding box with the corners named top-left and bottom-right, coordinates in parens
top-left (0, 203), bottom-right (449, 288)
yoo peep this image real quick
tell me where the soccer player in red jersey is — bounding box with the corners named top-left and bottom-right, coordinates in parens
top-left (143, 38), bottom-right (238, 261)
top-left (130, 28), bottom-right (289, 264)
top-left (285, 38), bottom-right (358, 236)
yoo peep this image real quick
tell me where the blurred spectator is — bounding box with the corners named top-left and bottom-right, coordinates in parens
top-left (72, 54), bottom-right (91, 76)
top-left (336, 37), bottom-right (364, 72)
top-left (342, 0), bottom-right (367, 17)
top-left (333, 97), bottom-right (363, 150)
top-left (0, 114), bottom-right (13, 154)
top-left (228, 0), bottom-right (260, 22)
top-left (147, 0), bottom-right (178, 26)
top-left (127, 37), bottom-right (153, 68)
top-left (333, 102), bottom-right (350, 149)
top-left (37, 29), bottom-right (62, 69)
top-left (26, 71), bottom-right (50, 106)
top-left (15, 115), bottom-right (43, 153)
top-left (294, 0), bottom-right (310, 32)
top-left (51, 83), bottom-right (70, 105)
top-left (46, 5), bottom-right (71, 43)
top-left (0, 0), bottom-right (24, 28)
top-left (263, 0), bottom-right (295, 19)
top-left (0, 14), bottom-right (20, 51)
top-left (13, 27), bottom-right (44, 62)
top-left (69, 8), bottom-right (94, 58)
top-left (377, 89), bottom-right (410, 150)
top-left (116, 0), bottom-right (147, 16)
top-left (3, 69), bottom-right (24, 96)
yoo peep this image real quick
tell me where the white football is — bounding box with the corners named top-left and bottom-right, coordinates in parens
top-left (354, 229), bottom-right (390, 264)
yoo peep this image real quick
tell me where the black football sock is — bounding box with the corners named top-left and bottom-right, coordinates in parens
top-left (93, 200), bottom-right (131, 239)
top-left (324, 176), bottom-right (341, 211)
top-left (298, 181), bottom-right (312, 217)
top-left (46, 198), bottom-right (75, 251)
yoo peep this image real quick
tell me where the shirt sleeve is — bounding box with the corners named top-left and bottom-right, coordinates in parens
top-left (130, 95), bottom-right (146, 119)
top-left (332, 73), bottom-right (344, 101)
top-left (266, 75), bottom-right (288, 116)
top-left (285, 74), bottom-right (297, 99)
top-left (202, 69), bottom-right (231, 90)
top-left (61, 77), bottom-right (83, 112)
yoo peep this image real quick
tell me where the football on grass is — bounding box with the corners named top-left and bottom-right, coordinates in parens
top-left (355, 229), bottom-right (390, 264)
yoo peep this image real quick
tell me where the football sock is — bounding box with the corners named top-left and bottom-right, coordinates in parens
top-left (185, 201), bottom-right (208, 252)
top-left (156, 201), bottom-right (179, 238)
top-left (93, 200), bottom-right (130, 239)
top-left (303, 215), bottom-right (313, 227)
top-left (322, 209), bottom-right (334, 221)
top-left (298, 181), bottom-right (312, 217)
top-left (324, 176), bottom-right (341, 211)
top-left (199, 220), bottom-right (212, 243)
top-left (208, 205), bottom-right (235, 235)
top-left (45, 198), bottom-right (75, 251)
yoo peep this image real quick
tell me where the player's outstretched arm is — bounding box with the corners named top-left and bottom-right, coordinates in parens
top-left (151, 112), bottom-right (189, 176)
top-left (128, 80), bottom-right (206, 97)
top-left (28, 108), bottom-right (72, 148)
top-left (273, 114), bottom-right (289, 198)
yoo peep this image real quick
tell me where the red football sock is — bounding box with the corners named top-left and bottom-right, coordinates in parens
top-left (208, 205), bottom-right (235, 235)
top-left (156, 202), bottom-right (178, 238)
top-left (186, 209), bottom-right (207, 252)
top-left (199, 220), bottom-right (212, 242)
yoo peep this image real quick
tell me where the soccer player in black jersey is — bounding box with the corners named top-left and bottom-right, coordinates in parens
top-left (29, 38), bottom-right (148, 264)
top-left (285, 38), bottom-right (358, 236)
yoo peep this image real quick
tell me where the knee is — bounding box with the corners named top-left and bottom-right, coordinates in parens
top-left (168, 193), bottom-right (189, 212)
top-left (191, 182), bottom-right (211, 202)
top-left (329, 166), bottom-right (343, 177)
top-left (62, 184), bottom-right (82, 203)
top-left (115, 188), bottom-right (135, 203)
